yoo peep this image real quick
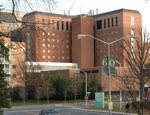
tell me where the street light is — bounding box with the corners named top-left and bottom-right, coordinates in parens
top-left (116, 60), bottom-right (122, 110)
top-left (76, 69), bottom-right (88, 106)
top-left (77, 34), bottom-right (139, 115)
top-left (79, 70), bottom-right (88, 96)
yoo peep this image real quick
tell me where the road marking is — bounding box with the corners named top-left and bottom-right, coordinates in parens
top-left (24, 111), bottom-right (38, 114)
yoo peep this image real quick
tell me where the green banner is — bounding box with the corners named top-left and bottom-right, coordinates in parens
top-left (101, 56), bottom-right (115, 76)
top-left (95, 92), bottom-right (104, 109)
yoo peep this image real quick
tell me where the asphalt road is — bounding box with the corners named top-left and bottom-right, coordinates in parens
top-left (4, 103), bottom-right (132, 115)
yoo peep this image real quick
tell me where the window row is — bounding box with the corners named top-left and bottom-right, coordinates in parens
top-left (43, 38), bottom-right (69, 43)
top-left (43, 55), bottom-right (70, 60)
top-left (43, 50), bottom-right (69, 54)
top-left (96, 30), bottom-right (118, 36)
top-left (96, 48), bottom-right (119, 53)
top-left (42, 19), bottom-right (71, 31)
top-left (42, 44), bottom-right (69, 48)
top-left (12, 55), bottom-right (25, 61)
top-left (97, 17), bottom-right (118, 30)
top-left (42, 32), bottom-right (70, 38)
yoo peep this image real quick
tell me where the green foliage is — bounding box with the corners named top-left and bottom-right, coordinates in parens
top-left (89, 75), bottom-right (102, 99)
top-left (0, 40), bottom-right (10, 110)
top-left (12, 87), bottom-right (22, 100)
top-left (50, 74), bottom-right (73, 100)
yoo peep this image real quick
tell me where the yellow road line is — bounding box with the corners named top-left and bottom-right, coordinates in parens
top-left (24, 111), bottom-right (38, 114)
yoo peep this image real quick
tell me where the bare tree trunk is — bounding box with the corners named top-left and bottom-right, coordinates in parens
top-left (65, 87), bottom-right (67, 105)
top-left (47, 95), bottom-right (50, 104)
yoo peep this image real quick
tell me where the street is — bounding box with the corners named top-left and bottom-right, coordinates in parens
top-left (4, 104), bottom-right (132, 115)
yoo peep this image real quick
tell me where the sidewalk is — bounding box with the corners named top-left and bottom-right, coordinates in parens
top-left (74, 107), bottom-right (138, 115)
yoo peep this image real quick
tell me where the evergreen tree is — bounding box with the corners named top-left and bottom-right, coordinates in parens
top-left (0, 39), bottom-right (10, 115)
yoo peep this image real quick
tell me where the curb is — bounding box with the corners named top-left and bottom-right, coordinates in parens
top-left (73, 108), bottom-right (138, 115)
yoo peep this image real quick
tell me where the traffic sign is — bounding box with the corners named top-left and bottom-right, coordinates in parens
top-left (87, 92), bottom-right (91, 95)
top-left (84, 96), bottom-right (88, 100)
top-left (101, 56), bottom-right (115, 76)
top-left (108, 102), bottom-right (113, 110)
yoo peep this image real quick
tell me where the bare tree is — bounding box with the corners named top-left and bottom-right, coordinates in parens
top-left (42, 73), bottom-right (55, 104)
top-left (120, 28), bottom-right (150, 115)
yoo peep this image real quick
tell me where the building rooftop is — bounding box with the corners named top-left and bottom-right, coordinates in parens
top-left (24, 11), bottom-right (75, 18)
top-left (92, 8), bottom-right (140, 18)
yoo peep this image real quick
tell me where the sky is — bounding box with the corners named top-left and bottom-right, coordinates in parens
top-left (0, 0), bottom-right (150, 30)
top-left (56, 0), bottom-right (150, 30)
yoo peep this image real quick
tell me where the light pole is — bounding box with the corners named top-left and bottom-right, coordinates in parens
top-left (77, 69), bottom-right (88, 106)
top-left (116, 60), bottom-right (122, 110)
top-left (77, 34), bottom-right (139, 115)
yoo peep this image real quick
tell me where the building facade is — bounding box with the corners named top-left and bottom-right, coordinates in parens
top-left (22, 9), bottom-right (142, 92)
top-left (0, 9), bottom-right (26, 87)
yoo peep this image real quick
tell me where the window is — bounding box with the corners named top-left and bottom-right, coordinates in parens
top-left (131, 16), bottom-right (134, 26)
top-left (108, 18), bottom-right (110, 28)
top-left (48, 44), bottom-right (50, 47)
top-left (21, 74), bottom-right (25, 78)
top-left (42, 19), bottom-right (45, 24)
top-left (52, 33), bottom-right (55, 36)
top-left (112, 17), bottom-right (114, 27)
top-left (52, 20), bottom-right (55, 29)
top-left (57, 21), bottom-right (59, 30)
top-left (48, 56), bottom-right (50, 59)
top-left (48, 50), bottom-right (50, 53)
top-left (92, 70), bottom-right (99, 73)
top-left (61, 21), bottom-right (64, 30)
top-left (43, 50), bottom-right (45, 53)
top-left (104, 19), bottom-right (106, 28)
top-left (47, 19), bottom-right (50, 27)
top-left (12, 55), bottom-right (16, 60)
top-left (43, 44), bottom-right (45, 47)
top-left (53, 56), bottom-right (55, 59)
top-left (13, 74), bottom-right (16, 78)
top-left (12, 65), bottom-right (16, 69)
top-left (62, 56), bottom-right (64, 59)
top-left (43, 55), bottom-right (45, 59)
top-left (22, 56), bottom-right (25, 61)
top-left (70, 22), bottom-right (72, 31)
top-left (48, 32), bottom-right (50, 36)
top-left (66, 21), bottom-right (69, 31)
top-left (13, 46), bottom-right (16, 50)
top-left (115, 17), bottom-right (118, 26)
top-left (97, 20), bottom-right (102, 30)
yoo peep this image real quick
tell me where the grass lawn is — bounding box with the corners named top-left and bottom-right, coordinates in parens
top-left (11, 99), bottom-right (94, 107)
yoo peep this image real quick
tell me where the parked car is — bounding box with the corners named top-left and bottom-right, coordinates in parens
top-left (39, 108), bottom-right (60, 115)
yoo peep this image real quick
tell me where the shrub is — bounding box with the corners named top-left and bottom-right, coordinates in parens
top-left (131, 100), bottom-right (150, 109)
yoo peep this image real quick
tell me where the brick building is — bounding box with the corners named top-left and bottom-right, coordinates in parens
top-left (0, 9), bottom-right (26, 87)
top-left (22, 9), bottom-right (142, 92)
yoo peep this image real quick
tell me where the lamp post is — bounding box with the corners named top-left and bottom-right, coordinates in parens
top-left (77, 34), bottom-right (139, 115)
top-left (116, 60), bottom-right (122, 110)
top-left (77, 69), bottom-right (88, 106)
